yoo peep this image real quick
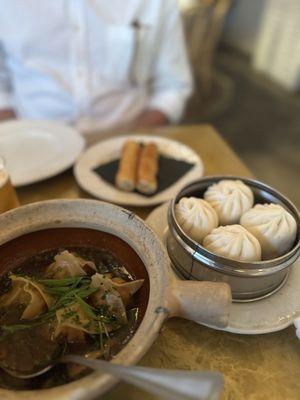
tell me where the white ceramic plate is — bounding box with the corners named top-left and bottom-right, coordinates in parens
top-left (74, 135), bottom-right (204, 207)
top-left (0, 120), bottom-right (85, 186)
top-left (146, 202), bottom-right (300, 335)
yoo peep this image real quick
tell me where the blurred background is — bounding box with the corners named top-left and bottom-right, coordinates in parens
top-left (179, 0), bottom-right (300, 207)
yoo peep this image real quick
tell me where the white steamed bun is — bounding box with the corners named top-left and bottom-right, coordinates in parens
top-left (204, 180), bottom-right (254, 225)
top-left (203, 224), bottom-right (261, 262)
top-left (175, 197), bottom-right (218, 243)
top-left (240, 203), bottom-right (297, 259)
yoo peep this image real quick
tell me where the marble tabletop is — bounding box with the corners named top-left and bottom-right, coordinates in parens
top-left (17, 125), bottom-right (300, 399)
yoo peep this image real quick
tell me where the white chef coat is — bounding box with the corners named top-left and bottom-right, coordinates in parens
top-left (0, 0), bottom-right (193, 133)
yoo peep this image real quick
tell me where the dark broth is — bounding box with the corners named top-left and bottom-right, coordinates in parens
top-left (0, 229), bottom-right (149, 391)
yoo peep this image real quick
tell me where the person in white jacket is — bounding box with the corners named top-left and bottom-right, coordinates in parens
top-left (0, 0), bottom-right (193, 134)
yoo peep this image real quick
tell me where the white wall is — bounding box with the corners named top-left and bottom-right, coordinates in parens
top-left (223, 0), bottom-right (300, 90)
top-left (253, 0), bottom-right (300, 90)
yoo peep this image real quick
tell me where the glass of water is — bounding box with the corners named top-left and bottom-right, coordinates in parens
top-left (0, 156), bottom-right (19, 213)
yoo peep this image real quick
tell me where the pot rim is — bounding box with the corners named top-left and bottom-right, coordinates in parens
top-left (0, 199), bottom-right (171, 400)
top-left (169, 176), bottom-right (300, 277)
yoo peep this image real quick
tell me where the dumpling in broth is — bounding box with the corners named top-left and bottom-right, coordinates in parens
top-left (175, 197), bottom-right (219, 243)
top-left (203, 225), bottom-right (261, 262)
top-left (110, 277), bottom-right (144, 306)
top-left (240, 203), bottom-right (297, 259)
top-left (204, 180), bottom-right (254, 225)
top-left (46, 250), bottom-right (96, 279)
top-left (90, 274), bottom-right (128, 324)
top-left (0, 276), bottom-right (54, 320)
top-left (54, 303), bottom-right (99, 343)
top-left (90, 273), bottom-right (144, 324)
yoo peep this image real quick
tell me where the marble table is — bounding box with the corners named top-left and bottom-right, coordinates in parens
top-left (17, 125), bottom-right (300, 399)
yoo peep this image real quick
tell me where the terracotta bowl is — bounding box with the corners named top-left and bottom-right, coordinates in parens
top-left (0, 200), bottom-right (231, 400)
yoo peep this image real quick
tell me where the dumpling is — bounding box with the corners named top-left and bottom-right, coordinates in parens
top-left (240, 203), bottom-right (297, 259)
top-left (203, 224), bottom-right (261, 262)
top-left (204, 180), bottom-right (254, 225)
top-left (0, 276), bottom-right (54, 319)
top-left (90, 273), bottom-right (144, 324)
top-left (90, 273), bottom-right (128, 324)
top-left (46, 250), bottom-right (96, 279)
top-left (110, 277), bottom-right (144, 306)
top-left (175, 197), bottom-right (219, 243)
top-left (54, 303), bottom-right (99, 342)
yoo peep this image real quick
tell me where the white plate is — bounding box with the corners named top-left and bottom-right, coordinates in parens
top-left (74, 135), bottom-right (204, 207)
top-left (146, 202), bottom-right (300, 335)
top-left (0, 120), bottom-right (85, 186)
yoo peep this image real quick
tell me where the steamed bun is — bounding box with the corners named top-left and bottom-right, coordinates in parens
top-left (175, 197), bottom-right (218, 243)
top-left (240, 203), bottom-right (297, 259)
top-left (204, 180), bottom-right (254, 225)
top-left (203, 225), bottom-right (261, 262)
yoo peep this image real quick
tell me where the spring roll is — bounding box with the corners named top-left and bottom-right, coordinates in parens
top-left (136, 142), bottom-right (159, 195)
top-left (115, 141), bottom-right (140, 191)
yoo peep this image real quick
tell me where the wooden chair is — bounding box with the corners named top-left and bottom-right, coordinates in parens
top-left (180, 0), bottom-right (233, 97)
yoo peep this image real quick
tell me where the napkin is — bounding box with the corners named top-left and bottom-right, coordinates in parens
top-left (93, 156), bottom-right (195, 196)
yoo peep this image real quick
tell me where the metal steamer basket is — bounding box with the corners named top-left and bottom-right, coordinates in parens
top-left (167, 176), bottom-right (300, 302)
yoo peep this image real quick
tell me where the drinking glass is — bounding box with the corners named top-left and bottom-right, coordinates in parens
top-left (0, 156), bottom-right (19, 213)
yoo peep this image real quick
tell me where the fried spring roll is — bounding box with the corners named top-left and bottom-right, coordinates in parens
top-left (136, 142), bottom-right (159, 194)
top-left (116, 141), bottom-right (140, 191)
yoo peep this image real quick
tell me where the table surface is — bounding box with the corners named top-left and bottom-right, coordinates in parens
top-left (17, 125), bottom-right (300, 400)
